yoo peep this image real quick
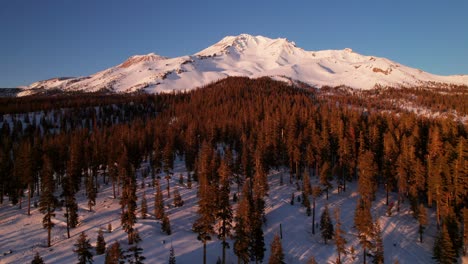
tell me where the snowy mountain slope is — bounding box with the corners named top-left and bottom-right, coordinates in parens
top-left (0, 159), bottom-right (438, 264)
top-left (20, 34), bottom-right (468, 96)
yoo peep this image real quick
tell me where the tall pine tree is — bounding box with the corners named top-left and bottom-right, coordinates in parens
top-left (39, 155), bottom-right (57, 248)
top-left (217, 158), bottom-right (233, 264)
top-left (320, 205), bottom-right (334, 244)
top-left (73, 231), bottom-right (93, 264)
top-left (268, 234), bottom-right (284, 264)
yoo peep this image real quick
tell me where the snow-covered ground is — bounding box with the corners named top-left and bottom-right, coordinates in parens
top-left (19, 34), bottom-right (468, 96)
top-left (0, 158), bottom-right (439, 264)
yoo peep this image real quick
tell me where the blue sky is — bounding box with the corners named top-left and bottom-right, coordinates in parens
top-left (1, 0), bottom-right (467, 87)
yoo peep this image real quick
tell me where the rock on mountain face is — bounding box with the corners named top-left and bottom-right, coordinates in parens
top-left (20, 34), bottom-right (468, 96)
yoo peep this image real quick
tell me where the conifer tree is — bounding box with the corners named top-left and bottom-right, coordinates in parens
top-left (31, 252), bottom-right (44, 264)
top-left (358, 150), bottom-right (378, 203)
top-left (303, 191), bottom-right (311, 216)
top-left (372, 220), bottom-right (384, 264)
top-left (307, 256), bottom-right (318, 264)
top-left (320, 161), bottom-right (332, 200)
top-left (62, 174), bottom-right (78, 238)
top-left (354, 199), bottom-right (373, 264)
top-left (154, 180), bottom-right (164, 220)
top-left (120, 156), bottom-right (137, 244)
top-left (141, 192), bottom-right (148, 219)
top-left (311, 186), bottom-right (321, 235)
top-left (16, 140), bottom-right (34, 215)
top-left (96, 229), bottom-right (106, 255)
top-left (105, 241), bottom-right (124, 264)
top-left (173, 188), bottom-right (184, 207)
top-left (217, 158), bottom-right (233, 264)
top-left (433, 225), bottom-right (456, 264)
top-left (334, 208), bottom-right (347, 264)
top-left (39, 155), bottom-right (57, 248)
top-left (126, 229), bottom-right (145, 264)
top-left (162, 214), bottom-right (172, 235)
top-left (320, 205), bottom-right (334, 244)
top-left (168, 245), bottom-right (176, 264)
top-left (234, 180), bottom-right (252, 264)
top-left (418, 204), bottom-right (428, 243)
top-left (192, 153), bottom-right (216, 264)
top-left (86, 170), bottom-right (96, 211)
top-left (268, 234), bottom-right (284, 264)
top-left (73, 231), bottom-right (93, 264)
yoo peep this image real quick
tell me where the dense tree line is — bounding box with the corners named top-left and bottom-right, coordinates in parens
top-left (0, 77), bottom-right (466, 263)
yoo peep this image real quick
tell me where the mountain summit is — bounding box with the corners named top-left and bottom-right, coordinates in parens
top-left (21, 34), bottom-right (468, 95)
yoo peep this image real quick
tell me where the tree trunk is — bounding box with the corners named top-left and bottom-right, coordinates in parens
top-left (18, 189), bottom-right (22, 209)
top-left (419, 225), bottom-right (423, 243)
top-left (312, 199), bottom-right (316, 234)
top-left (386, 184), bottom-right (389, 206)
top-left (222, 238), bottom-right (226, 264)
top-left (112, 179), bottom-right (116, 199)
top-left (222, 220), bottom-right (226, 264)
top-left (66, 206), bottom-right (70, 239)
top-left (203, 240), bottom-right (207, 264)
top-left (47, 205), bottom-right (51, 247)
top-left (363, 247), bottom-right (366, 264)
top-left (27, 183), bottom-right (31, 215)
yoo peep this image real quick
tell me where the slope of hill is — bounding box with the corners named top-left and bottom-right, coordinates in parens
top-left (19, 34), bottom-right (468, 96)
top-left (0, 161), bottom-right (438, 264)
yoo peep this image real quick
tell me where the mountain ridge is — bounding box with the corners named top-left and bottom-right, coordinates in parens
top-left (19, 34), bottom-right (468, 96)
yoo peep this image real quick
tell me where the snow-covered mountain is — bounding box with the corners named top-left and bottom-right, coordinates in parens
top-left (20, 34), bottom-right (468, 96)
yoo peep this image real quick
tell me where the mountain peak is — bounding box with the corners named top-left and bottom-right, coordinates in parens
top-left (196, 34), bottom-right (298, 57)
top-left (119, 53), bottom-right (167, 68)
top-left (22, 34), bottom-right (468, 95)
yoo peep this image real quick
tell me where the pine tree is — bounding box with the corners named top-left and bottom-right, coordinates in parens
top-left (162, 214), bottom-right (172, 235)
top-left (39, 155), bottom-right (57, 248)
top-left (418, 204), bottom-right (428, 243)
top-left (217, 158), bottom-right (233, 264)
top-left (268, 234), bottom-right (284, 264)
top-left (358, 150), bottom-right (378, 203)
top-left (73, 231), bottom-right (93, 264)
top-left (168, 245), bottom-right (176, 264)
top-left (234, 180), bottom-right (252, 264)
top-left (141, 192), bottom-right (148, 219)
top-left (31, 252), bottom-right (45, 264)
top-left (320, 161), bottom-right (332, 200)
top-left (154, 180), bottom-right (164, 220)
top-left (16, 141), bottom-right (34, 215)
top-left (126, 229), bottom-right (145, 264)
top-left (311, 186), bottom-right (321, 235)
top-left (372, 220), bottom-right (384, 264)
top-left (433, 224), bottom-right (456, 264)
top-left (96, 229), bottom-right (106, 255)
top-left (354, 199), bottom-right (373, 264)
top-left (62, 174), bottom-right (78, 238)
top-left (303, 191), bottom-right (311, 216)
top-left (320, 205), bottom-right (334, 244)
top-left (307, 256), bottom-right (318, 264)
top-left (192, 149), bottom-right (216, 264)
top-left (86, 170), bottom-right (96, 211)
top-left (105, 241), bottom-right (124, 264)
top-left (334, 208), bottom-right (347, 264)
top-left (118, 148), bottom-right (138, 244)
top-left (173, 188), bottom-right (184, 207)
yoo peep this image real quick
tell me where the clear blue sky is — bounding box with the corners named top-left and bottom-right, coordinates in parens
top-left (1, 0), bottom-right (467, 87)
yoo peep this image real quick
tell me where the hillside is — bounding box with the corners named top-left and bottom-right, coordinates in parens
top-left (0, 77), bottom-right (466, 264)
top-left (0, 161), bottom-right (438, 264)
top-left (19, 34), bottom-right (468, 96)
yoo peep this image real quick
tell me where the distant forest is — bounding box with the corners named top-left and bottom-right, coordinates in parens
top-left (0, 77), bottom-right (467, 263)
